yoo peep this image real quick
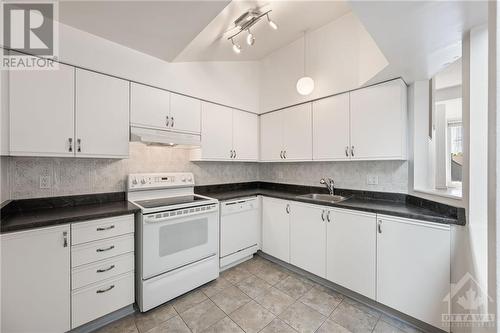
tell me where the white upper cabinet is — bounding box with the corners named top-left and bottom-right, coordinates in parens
top-left (169, 93), bottom-right (201, 134)
top-left (350, 80), bottom-right (407, 160)
top-left (313, 93), bottom-right (350, 160)
top-left (326, 209), bottom-right (376, 299)
top-left (232, 110), bottom-right (259, 161)
top-left (9, 63), bottom-right (75, 157)
top-left (290, 202), bottom-right (327, 278)
top-left (2, 225), bottom-right (71, 333)
top-left (75, 69), bottom-right (129, 158)
top-left (192, 102), bottom-right (258, 161)
top-left (260, 111), bottom-right (283, 161)
top-left (130, 83), bottom-right (170, 130)
top-left (282, 104), bottom-right (313, 160)
top-left (260, 104), bottom-right (312, 161)
top-left (377, 216), bottom-right (451, 331)
top-left (198, 102), bottom-right (233, 160)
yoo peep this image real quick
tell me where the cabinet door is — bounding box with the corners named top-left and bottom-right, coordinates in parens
top-left (313, 93), bottom-right (350, 160)
top-left (282, 104), bottom-right (313, 160)
top-left (1, 225), bottom-right (71, 333)
top-left (350, 80), bottom-right (407, 160)
top-left (260, 111), bottom-right (283, 161)
top-left (290, 203), bottom-right (326, 278)
top-left (377, 216), bottom-right (450, 330)
top-left (200, 102), bottom-right (233, 160)
top-left (170, 93), bottom-right (201, 134)
top-left (233, 110), bottom-right (259, 161)
top-left (262, 197), bottom-right (290, 263)
top-left (75, 69), bottom-right (129, 158)
top-left (326, 209), bottom-right (376, 299)
top-left (9, 63), bottom-right (75, 156)
top-left (130, 83), bottom-right (170, 129)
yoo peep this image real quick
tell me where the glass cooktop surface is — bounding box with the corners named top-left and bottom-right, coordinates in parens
top-left (135, 195), bottom-right (210, 209)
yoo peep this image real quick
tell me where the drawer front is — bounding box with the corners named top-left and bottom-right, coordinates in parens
top-left (72, 253), bottom-right (134, 290)
top-left (72, 234), bottom-right (134, 267)
top-left (72, 215), bottom-right (134, 245)
top-left (72, 272), bottom-right (134, 329)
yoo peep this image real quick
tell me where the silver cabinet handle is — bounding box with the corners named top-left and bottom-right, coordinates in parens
top-left (378, 220), bottom-right (382, 233)
top-left (286, 204), bottom-right (290, 214)
top-left (171, 116), bottom-right (174, 127)
top-left (326, 211), bottom-right (331, 223)
top-left (351, 146), bottom-right (354, 157)
top-left (166, 116), bottom-right (170, 127)
top-left (280, 151), bottom-right (283, 159)
top-left (68, 138), bottom-right (73, 152)
top-left (96, 245), bottom-right (115, 252)
top-left (284, 150), bottom-right (287, 159)
top-left (77, 139), bottom-right (81, 152)
top-left (63, 231), bottom-right (68, 248)
top-left (234, 150), bottom-right (237, 159)
top-left (96, 285), bottom-right (115, 294)
top-left (345, 146), bottom-right (349, 157)
top-left (230, 150), bottom-right (233, 158)
top-left (321, 210), bottom-right (325, 221)
top-left (96, 225), bottom-right (115, 231)
top-left (97, 265), bottom-right (115, 273)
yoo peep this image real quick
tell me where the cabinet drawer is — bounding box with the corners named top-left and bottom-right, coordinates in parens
top-left (72, 215), bottom-right (134, 245)
top-left (71, 272), bottom-right (134, 329)
top-left (72, 234), bottom-right (134, 267)
top-left (72, 253), bottom-right (134, 290)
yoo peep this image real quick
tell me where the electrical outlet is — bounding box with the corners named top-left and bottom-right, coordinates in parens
top-left (40, 175), bottom-right (51, 189)
top-left (366, 175), bottom-right (378, 185)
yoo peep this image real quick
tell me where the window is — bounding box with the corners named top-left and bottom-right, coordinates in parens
top-left (448, 121), bottom-right (463, 183)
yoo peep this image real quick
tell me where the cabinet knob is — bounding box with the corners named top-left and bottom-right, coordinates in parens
top-left (166, 116), bottom-right (170, 127)
top-left (378, 220), bottom-right (382, 233)
top-left (326, 211), bottom-right (331, 223)
top-left (286, 204), bottom-right (290, 214)
top-left (321, 210), bottom-right (325, 221)
top-left (345, 146), bottom-right (349, 157)
top-left (171, 116), bottom-right (174, 127)
top-left (351, 146), bottom-right (355, 157)
top-left (68, 138), bottom-right (73, 152)
top-left (77, 138), bottom-right (82, 153)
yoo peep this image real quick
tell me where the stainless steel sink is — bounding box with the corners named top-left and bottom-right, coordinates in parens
top-left (297, 193), bottom-right (349, 203)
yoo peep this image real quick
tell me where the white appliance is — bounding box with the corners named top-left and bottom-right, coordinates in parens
top-left (127, 173), bottom-right (219, 312)
top-left (220, 197), bottom-right (260, 269)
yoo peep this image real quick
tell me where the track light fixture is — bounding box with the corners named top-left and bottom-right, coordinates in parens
top-left (227, 9), bottom-right (277, 54)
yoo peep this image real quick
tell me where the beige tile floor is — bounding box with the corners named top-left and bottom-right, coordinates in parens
top-left (96, 256), bottom-right (423, 333)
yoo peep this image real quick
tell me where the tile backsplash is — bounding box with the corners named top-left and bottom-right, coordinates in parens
top-left (1, 143), bottom-right (408, 202)
top-left (259, 160), bottom-right (408, 193)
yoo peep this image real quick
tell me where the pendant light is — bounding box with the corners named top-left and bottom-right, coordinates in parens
top-left (296, 31), bottom-right (314, 96)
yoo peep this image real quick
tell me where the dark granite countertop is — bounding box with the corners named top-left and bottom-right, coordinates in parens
top-left (0, 192), bottom-right (140, 233)
top-left (195, 182), bottom-right (465, 226)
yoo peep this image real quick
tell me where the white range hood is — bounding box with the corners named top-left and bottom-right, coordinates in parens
top-left (130, 126), bottom-right (201, 148)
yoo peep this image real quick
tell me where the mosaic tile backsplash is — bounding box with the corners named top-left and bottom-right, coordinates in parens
top-left (1, 143), bottom-right (408, 202)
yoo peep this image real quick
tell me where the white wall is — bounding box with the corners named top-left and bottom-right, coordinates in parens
top-left (259, 12), bottom-right (388, 112)
top-left (58, 23), bottom-right (260, 113)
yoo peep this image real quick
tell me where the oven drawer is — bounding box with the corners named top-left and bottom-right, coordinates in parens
top-left (72, 215), bottom-right (134, 245)
top-left (72, 234), bottom-right (134, 267)
top-left (71, 272), bottom-right (134, 329)
top-left (72, 253), bottom-right (134, 290)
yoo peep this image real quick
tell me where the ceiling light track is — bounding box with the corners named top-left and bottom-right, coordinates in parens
top-left (227, 9), bottom-right (278, 54)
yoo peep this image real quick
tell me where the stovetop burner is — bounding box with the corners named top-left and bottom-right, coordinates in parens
top-left (135, 195), bottom-right (210, 209)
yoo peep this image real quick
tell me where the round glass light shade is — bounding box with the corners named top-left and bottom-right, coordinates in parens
top-left (296, 76), bottom-right (314, 95)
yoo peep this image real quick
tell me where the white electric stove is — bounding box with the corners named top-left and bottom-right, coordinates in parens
top-left (127, 173), bottom-right (219, 312)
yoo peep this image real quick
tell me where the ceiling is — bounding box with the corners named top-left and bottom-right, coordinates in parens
top-left (174, 1), bottom-right (352, 62)
top-left (434, 58), bottom-right (462, 90)
top-left (348, 0), bottom-right (488, 84)
top-left (59, 1), bottom-right (231, 62)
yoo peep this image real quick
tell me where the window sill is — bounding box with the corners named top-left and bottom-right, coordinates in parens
top-left (413, 187), bottom-right (463, 200)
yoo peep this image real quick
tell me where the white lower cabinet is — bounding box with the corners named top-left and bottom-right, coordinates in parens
top-left (377, 215), bottom-right (451, 331)
top-left (326, 209), bottom-right (376, 299)
top-left (290, 202), bottom-right (326, 278)
top-left (1, 225), bottom-right (71, 333)
top-left (262, 197), bottom-right (290, 263)
top-left (71, 214), bottom-right (135, 329)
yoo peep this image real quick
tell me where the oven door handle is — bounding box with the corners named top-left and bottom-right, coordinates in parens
top-left (143, 209), bottom-right (217, 225)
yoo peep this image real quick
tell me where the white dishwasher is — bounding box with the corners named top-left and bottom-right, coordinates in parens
top-left (220, 196), bottom-right (260, 269)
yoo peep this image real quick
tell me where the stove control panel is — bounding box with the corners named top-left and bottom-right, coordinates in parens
top-left (128, 173), bottom-right (194, 190)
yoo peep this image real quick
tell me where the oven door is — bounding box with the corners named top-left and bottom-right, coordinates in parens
top-left (142, 207), bottom-right (218, 279)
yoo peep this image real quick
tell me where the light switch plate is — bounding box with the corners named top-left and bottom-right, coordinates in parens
top-left (40, 175), bottom-right (51, 189)
top-left (367, 175), bottom-right (378, 185)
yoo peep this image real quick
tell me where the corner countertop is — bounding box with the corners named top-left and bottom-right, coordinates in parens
top-left (0, 192), bottom-right (140, 234)
top-left (195, 182), bottom-right (465, 226)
